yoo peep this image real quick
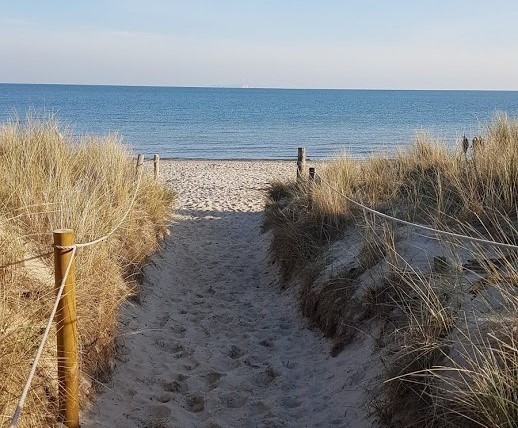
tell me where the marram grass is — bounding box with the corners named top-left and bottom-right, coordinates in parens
top-left (0, 120), bottom-right (174, 427)
top-left (265, 115), bottom-right (518, 427)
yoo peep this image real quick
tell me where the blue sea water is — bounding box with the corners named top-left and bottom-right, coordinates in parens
top-left (1, 84), bottom-right (518, 159)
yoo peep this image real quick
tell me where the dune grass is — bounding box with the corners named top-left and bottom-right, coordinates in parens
top-left (0, 119), bottom-right (174, 427)
top-left (264, 115), bottom-right (518, 427)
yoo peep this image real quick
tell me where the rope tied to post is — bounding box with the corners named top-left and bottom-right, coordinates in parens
top-left (10, 156), bottom-right (146, 427)
top-left (9, 247), bottom-right (77, 428)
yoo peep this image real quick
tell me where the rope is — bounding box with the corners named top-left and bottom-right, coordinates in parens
top-left (55, 166), bottom-right (143, 250)
top-left (315, 173), bottom-right (518, 251)
top-left (10, 162), bottom-right (145, 426)
top-left (9, 247), bottom-right (77, 428)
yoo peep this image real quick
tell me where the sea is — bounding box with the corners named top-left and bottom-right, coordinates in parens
top-left (1, 84), bottom-right (518, 160)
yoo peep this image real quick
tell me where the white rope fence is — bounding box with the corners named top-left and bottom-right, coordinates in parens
top-left (315, 172), bottom-right (518, 251)
top-left (9, 161), bottom-right (145, 427)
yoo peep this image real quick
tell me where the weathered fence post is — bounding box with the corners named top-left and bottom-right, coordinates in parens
top-left (53, 229), bottom-right (79, 428)
top-left (309, 167), bottom-right (315, 182)
top-left (135, 154), bottom-right (144, 178)
top-left (308, 167), bottom-right (316, 208)
top-left (297, 147), bottom-right (306, 182)
top-left (153, 154), bottom-right (160, 181)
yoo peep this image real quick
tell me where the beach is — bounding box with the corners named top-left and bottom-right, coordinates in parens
top-left (4, 3), bottom-right (517, 426)
top-left (83, 160), bottom-right (378, 428)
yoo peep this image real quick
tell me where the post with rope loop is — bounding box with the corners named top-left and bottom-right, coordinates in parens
top-left (297, 147), bottom-right (306, 183)
top-left (153, 154), bottom-right (160, 181)
top-left (136, 154), bottom-right (144, 178)
top-left (53, 229), bottom-right (79, 428)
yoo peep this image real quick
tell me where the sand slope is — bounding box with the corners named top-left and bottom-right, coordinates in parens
top-left (84, 160), bottom-right (378, 428)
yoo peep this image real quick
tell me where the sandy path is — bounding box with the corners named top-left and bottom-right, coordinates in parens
top-left (84, 160), bottom-right (376, 428)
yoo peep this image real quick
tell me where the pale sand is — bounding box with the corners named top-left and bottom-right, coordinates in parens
top-left (83, 160), bottom-right (378, 428)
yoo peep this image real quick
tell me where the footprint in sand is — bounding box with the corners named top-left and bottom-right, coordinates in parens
top-left (186, 393), bottom-right (205, 413)
top-left (162, 374), bottom-right (189, 394)
top-left (149, 404), bottom-right (171, 419)
top-left (250, 400), bottom-right (270, 415)
top-left (228, 344), bottom-right (245, 359)
top-left (181, 356), bottom-right (200, 371)
top-left (201, 371), bottom-right (224, 390)
top-left (170, 324), bottom-right (187, 336)
top-left (219, 391), bottom-right (249, 409)
top-left (157, 392), bottom-right (172, 403)
top-left (157, 313), bottom-right (170, 328)
top-left (155, 339), bottom-right (184, 355)
top-left (209, 352), bottom-right (240, 371)
top-left (348, 366), bottom-right (367, 385)
top-left (252, 366), bottom-right (279, 388)
top-left (163, 380), bottom-right (188, 394)
top-left (259, 338), bottom-right (274, 348)
top-left (173, 350), bottom-right (192, 359)
top-left (281, 396), bottom-right (302, 409)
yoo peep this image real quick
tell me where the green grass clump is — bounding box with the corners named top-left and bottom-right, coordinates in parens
top-left (0, 119), bottom-right (174, 427)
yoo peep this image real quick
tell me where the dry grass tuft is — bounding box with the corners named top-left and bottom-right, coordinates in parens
top-left (0, 119), bottom-right (174, 427)
top-left (265, 115), bottom-right (518, 427)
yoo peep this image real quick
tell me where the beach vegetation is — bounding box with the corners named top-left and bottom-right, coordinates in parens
top-left (0, 119), bottom-right (174, 427)
top-left (264, 114), bottom-right (518, 427)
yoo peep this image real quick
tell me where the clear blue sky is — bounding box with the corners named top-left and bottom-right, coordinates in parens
top-left (1, 0), bottom-right (518, 89)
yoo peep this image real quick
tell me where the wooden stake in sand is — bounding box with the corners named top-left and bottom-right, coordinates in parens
top-left (136, 154), bottom-right (144, 178)
top-left (53, 229), bottom-right (79, 428)
top-left (297, 147), bottom-right (306, 182)
top-left (153, 154), bottom-right (160, 181)
top-left (309, 167), bottom-right (315, 181)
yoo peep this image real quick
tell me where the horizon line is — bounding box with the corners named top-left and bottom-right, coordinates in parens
top-left (1, 81), bottom-right (518, 92)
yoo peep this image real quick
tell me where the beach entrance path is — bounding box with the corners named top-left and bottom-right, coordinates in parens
top-left (84, 160), bottom-right (375, 428)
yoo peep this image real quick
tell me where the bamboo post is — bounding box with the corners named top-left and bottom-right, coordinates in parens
top-left (297, 147), bottom-right (306, 182)
top-left (135, 154), bottom-right (144, 178)
top-left (153, 154), bottom-right (160, 181)
top-left (53, 229), bottom-right (79, 428)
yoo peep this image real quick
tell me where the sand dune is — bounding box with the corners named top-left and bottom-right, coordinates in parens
top-left (84, 160), bottom-right (378, 428)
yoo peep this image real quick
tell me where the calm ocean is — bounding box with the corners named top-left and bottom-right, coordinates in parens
top-left (1, 84), bottom-right (517, 159)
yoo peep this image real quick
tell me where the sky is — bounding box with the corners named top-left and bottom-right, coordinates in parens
top-left (1, 0), bottom-right (518, 90)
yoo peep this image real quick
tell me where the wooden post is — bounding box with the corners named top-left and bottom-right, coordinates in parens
top-left (53, 229), bottom-right (79, 428)
top-left (308, 167), bottom-right (316, 208)
top-left (297, 147), bottom-right (306, 182)
top-left (309, 167), bottom-right (315, 182)
top-left (135, 154), bottom-right (144, 178)
top-left (153, 154), bottom-right (160, 181)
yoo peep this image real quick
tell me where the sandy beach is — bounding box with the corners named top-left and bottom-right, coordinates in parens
top-left (83, 160), bottom-right (378, 428)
